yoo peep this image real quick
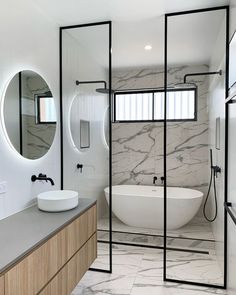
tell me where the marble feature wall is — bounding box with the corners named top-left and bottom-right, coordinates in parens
top-left (112, 65), bottom-right (210, 198)
top-left (21, 73), bottom-right (56, 159)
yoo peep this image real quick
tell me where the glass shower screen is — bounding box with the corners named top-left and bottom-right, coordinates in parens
top-left (164, 7), bottom-right (228, 288)
top-left (60, 21), bottom-right (112, 273)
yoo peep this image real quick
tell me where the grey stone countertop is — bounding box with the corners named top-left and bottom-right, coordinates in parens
top-left (0, 198), bottom-right (96, 275)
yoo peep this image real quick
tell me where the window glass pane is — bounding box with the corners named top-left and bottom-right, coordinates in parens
top-left (154, 92), bottom-right (164, 120)
top-left (39, 97), bottom-right (57, 122)
top-left (154, 90), bottom-right (195, 120)
top-left (115, 89), bottom-right (195, 122)
top-left (115, 93), bottom-right (152, 121)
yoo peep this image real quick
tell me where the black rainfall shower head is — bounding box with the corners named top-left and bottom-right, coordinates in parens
top-left (174, 70), bottom-right (222, 89)
top-left (75, 79), bottom-right (114, 94)
top-left (96, 87), bottom-right (114, 94)
top-left (174, 82), bottom-right (197, 89)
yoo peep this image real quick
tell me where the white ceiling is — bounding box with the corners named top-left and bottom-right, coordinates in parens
top-left (32, 0), bottom-right (229, 69)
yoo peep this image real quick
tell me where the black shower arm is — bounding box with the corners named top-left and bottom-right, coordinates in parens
top-left (183, 70), bottom-right (222, 83)
top-left (75, 80), bottom-right (107, 88)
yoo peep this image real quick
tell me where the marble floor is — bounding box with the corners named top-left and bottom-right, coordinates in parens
top-left (98, 215), bottom-right (215, 241)
top-left (72, 243), bottom-right (227, 295)
top-left (71, 216), bottom-right (226, 294)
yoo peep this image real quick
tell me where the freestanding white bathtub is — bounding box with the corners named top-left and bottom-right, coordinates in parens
top-left (104, 185), bottom-right (203, 230)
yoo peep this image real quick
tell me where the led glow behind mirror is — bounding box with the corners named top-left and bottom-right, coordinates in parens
top-left (2, 70), bottom-right (57, 160)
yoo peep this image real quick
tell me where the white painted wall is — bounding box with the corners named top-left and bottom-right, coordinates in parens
top-left (0, 0), bottom-right (60, 220)
top-left (62, 29), bottom-right (109, 218)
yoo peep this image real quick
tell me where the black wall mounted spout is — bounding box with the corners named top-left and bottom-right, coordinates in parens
top-left (31, 173), bottom-right (55, 186)
top-left (153, 176), bottom-right (158, 185)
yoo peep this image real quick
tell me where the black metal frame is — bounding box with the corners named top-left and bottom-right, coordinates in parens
top-left (18, 72), bottom-right (23, 155)
top-left (35, 94), bottom-right (56, 125)
top-left (113, 87), bottom-right (197, 123)
top-left (59, 21), bottom-right (112, 274)
top-left (224, 202), bottom-right (236, 226)
top-left (164, 5), bottom-right (229, 289)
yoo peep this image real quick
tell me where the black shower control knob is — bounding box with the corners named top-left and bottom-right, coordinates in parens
top-left (77, 163), bottom-right (83, 172)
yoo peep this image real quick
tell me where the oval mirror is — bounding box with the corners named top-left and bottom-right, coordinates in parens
top-left (70, 94), bottom-right (90, 152)
top-left (3, 70), bottom-right (57, 159)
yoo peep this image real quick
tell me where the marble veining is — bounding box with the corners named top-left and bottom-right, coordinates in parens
top-left (72, 243), bottom-right (226, 295)
top-left (112, 65), bottom-right (210, 205)
top-left (21, 73), bottom-right (56, 159)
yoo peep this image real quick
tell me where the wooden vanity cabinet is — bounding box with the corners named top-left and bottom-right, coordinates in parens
top-left (0, 276), bottom-right (4, 294)
top-left (2, 204), bottom-right (97, 295)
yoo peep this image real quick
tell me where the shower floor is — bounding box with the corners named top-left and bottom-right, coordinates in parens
top-left (98, 215), bottom-right (215, 247)
top-left (71, 216), bottom-right (225, 294)
top-left (72, 243), bottom-right (226, 295)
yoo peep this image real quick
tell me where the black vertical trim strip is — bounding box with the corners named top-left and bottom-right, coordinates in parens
top-left (59, 28), bottom-right (64, 190)
top-left (224, 5), bottom-right (229, 290)
top-left (19, 72), bottom-right (23, 155)
top-left (152, 92), bottom-right (155, 120)
top-left (163, 13), bottom-right (168, 282)
top-left (109, 20), bottom-right (113, 274)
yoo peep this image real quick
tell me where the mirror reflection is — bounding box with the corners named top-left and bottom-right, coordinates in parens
top-left (80, 120), bottom-right (90, 149)
top-left (3, 70), bottom-right (56, 159)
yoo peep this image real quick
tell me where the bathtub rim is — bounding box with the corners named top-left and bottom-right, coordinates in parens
top-left (104, 185), bottom-right (203, 200)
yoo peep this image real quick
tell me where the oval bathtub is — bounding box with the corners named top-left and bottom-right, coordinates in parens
top-left (104, 185), bottom-right (203, 230)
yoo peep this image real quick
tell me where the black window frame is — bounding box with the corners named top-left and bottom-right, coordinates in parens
top-left (113, 87), bottom-right (197, 123)
top-left (35, 94), bottom-right (56, 125)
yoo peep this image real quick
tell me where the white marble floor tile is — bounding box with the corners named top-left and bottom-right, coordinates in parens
top-left (72, 244), bottom-right (227, 295)
top-left (72, 271), bottom-right (135, 295)
top-left (165, 250), bottom-right (224, 285)
top-left (130, 284), bottom-right (227, 295)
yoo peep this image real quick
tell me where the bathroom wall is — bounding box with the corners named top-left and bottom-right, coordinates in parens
top-left (112, 65), bottom-right (209, 199)
top-left (62, 29), bottom-right (109, 218)
top-left (0, 0), bottom-right (60, 219)
top-left (207, 15), bottom-right (226, 274)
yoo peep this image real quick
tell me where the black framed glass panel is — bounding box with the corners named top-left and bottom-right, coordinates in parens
top-left (164, 7), bottom-right (228, 288)
top-left (60, 21), bottom-right (112, 273)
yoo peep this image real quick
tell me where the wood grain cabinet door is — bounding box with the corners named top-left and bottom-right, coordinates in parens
top-left (4, 205), bottom-right (97, 295)
top-left (0, 275), bottom-right (4, 295)
top-left (66, 205), bottom-right (97, 258)
top-left (39, 233), bottom-right (97, 295)
top-left (5, 229), bottom-right (67, 295)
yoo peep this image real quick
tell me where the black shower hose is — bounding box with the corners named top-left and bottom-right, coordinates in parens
top-left (203, 150), bottom-right (218, 222)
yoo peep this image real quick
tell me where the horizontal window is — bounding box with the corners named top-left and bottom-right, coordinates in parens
top-left (36, 95), bottom-right (56, 124)
top-left (114, 89), bottom-right (196, 122)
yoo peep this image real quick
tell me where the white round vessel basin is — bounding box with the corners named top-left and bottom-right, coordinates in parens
top-left (37, 190), bottom-right (79, 212)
